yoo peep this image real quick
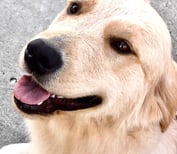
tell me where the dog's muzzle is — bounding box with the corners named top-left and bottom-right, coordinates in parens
top-left (13, 39), bottom-right (102, 114)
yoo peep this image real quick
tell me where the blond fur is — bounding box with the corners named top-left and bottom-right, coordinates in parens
top-left (5, 0), bottom-right (177, 154)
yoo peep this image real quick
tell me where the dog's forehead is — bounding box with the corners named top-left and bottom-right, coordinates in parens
top-left (63, 0), bottom-right (158, 31)
top-left (67, 0), bottom-right (149, 4)
top-left (66, 0), bottom-right (149, 13)
top-left (66, 0), bottom-right (150, 9)
top-left (49, 0), bottom-right (167, 45)
top-left (65, 0), bottom-right (153, 22)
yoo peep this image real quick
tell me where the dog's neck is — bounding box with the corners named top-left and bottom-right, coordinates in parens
top-left (27, 117), bottom-right (177, 154)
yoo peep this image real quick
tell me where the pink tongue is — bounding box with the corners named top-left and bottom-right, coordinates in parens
top-left (14, 75), bottom-right (50, 105)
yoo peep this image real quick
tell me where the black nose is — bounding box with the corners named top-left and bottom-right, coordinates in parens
top-left (25, 39), bottom-right (63, 75)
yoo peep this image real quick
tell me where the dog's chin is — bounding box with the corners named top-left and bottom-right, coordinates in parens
top-left (13, 75), bottom-right (102, 115)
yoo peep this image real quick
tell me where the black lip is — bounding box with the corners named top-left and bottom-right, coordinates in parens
top-left (14, 95), bottom-right (102, 115)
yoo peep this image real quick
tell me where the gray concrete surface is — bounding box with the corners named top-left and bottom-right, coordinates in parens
top-left (0, 0), bottom-right (177, 148)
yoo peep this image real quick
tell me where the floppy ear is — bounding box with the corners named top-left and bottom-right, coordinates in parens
top-left (157, 61), bottom-right (177, 131)
top-left (140, 60), bottom-right (177, 132)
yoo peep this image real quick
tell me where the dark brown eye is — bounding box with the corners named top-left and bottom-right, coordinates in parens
top-left (67, 2), bottom-right (81, 15)
top-left (110, 38), bottom-right (132, 55)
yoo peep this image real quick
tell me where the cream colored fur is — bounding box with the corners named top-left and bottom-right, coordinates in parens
top-left (2, 0), bottom-right (177, 154)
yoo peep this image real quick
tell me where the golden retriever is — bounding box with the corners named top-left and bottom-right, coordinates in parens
top-left (1, 0), bottom-right (177, 154)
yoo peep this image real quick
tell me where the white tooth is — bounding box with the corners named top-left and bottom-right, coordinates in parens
top-left (51, 94), bottom-right (56, 98)
top-left (37, 102), bottom-right (43, 105)
top-left (57, 95), bottom-right (64, 99)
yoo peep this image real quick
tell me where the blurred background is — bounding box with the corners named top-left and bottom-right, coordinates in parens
top-left (0, 0), bottom-right (177, 148)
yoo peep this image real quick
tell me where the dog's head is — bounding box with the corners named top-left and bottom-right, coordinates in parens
top-left (14, 0), bottom-right (177, 132)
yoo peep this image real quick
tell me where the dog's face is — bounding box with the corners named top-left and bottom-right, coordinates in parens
top-left (14, 0), bottom-right (177, 132)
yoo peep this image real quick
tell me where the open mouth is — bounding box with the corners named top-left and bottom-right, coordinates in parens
top-left (13, 75), bottom-right (102, 114)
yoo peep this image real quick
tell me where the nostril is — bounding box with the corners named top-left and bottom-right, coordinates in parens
top-left (25, 39), bottom-right (63, 75)
top-left (26, 46), bottom-right (34, 58)
top-left (25, 50), bottom-right (33, 63)
top-left (26, 41), bottom-right (39, 58)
